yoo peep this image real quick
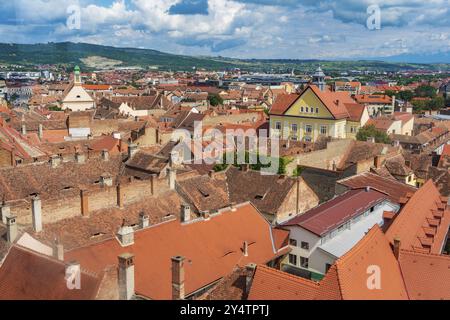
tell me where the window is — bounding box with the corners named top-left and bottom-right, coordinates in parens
top-left (300, 107), bottom-right (304, 113)
top-left (320, 125), bottom-right (327, 135)
top-left (305, 107), bottom-right (309, 113)
top-left (291, 124), bottom-right (298, 132)
top-left (300, 257), bottom-right (309, 268)
top-left (305, 125), bottom-right (312, 134)
top-left (325, 263), bottom-right (332, 273)
top-left (316, 107), bottom-right (319, 114)
top-left (289, 239), bottom-right (298, 247)
top-left (275, 122), bottom-right (281, 130)
top-left (304, 136), bottom-right (312, 142)
top-left (301, 241), bottom-right (309, 250)
top-left (370, 206), bottom-right (375, 213)
top-left (289, 254), bottom-right (297, 266)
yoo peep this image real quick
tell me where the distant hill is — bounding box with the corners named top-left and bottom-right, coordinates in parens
top-left (0, 42), bottom-right (448, 72)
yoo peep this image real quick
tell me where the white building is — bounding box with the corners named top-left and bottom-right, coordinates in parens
top-left (281, 187), bottom-right (400, 279)
top-left (62, 66), bottom-right (95, 112)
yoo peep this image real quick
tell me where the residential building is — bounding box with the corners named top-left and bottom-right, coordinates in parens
top-left (280, 188), bottom-right (400, 279)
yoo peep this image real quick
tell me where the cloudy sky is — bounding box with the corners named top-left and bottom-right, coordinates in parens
top-left (1, 0), bottom-right (449, 61)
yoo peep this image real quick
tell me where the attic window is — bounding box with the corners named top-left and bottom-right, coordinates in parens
top-left (91, 232), bottom-right (105, 239)
top-left (76, 95), bottom-right (81, 98)
top-left (255, 194), bottom-right (266, 200)
top-left (197, 187), bottom-right (210, 198)
top-left (63, 186), bottom-right (73, 190)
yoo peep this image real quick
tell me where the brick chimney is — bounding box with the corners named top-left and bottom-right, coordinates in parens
top-left (171, 256), bottom-right (186, 300)
top-left (139, 212), bottom-right (149, 229)
top-left (53, 239), bottom-right (64, 261)
top-left (393, 237), bottom-right (401, 259)
top-left (1, 202), bottom-right (11, 225)
top-left (168, 168), bottom-right (177, 190)
top-left (31, 195), bottom-right (42, 233)
top-left (6, 215), bottom-right (17, 243)
top-left (118, 253), bottom-right (135, 300)
top-left (80, 189), bottom-right (89, 217)
top-left (117, 225), bottom-right (134, 246)
top-left (181, 204), bottom-right (191, 223)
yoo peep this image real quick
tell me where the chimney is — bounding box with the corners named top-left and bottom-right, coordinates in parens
top-left (393, 140), bottom-right (400, 147)
top-left (38, 124), bottom-right (43, 139)
top-left (139, 212), bottom-right (149, 229)
top-left (128, 143), bottom-right (138, 159)
top-left (75, 152), bottom-right (86, 164)
top-left (6, 215), bottom-right (17, 243)
top-left (54, 239), bottom-right (64, 261)
top-left (171, 256), bottom-right (186, 300)
top-left (1, 202), bottom-right (11, 225)
top-left (208, 170), bottom-right (215, 179)
top-left (168, 168), bottom-right (176, 190)
top-left (118, 253), bottom-right (135, 300)
top-left (181, 204), bottom-right (191, 223)
top-left (245, 263), bottom-right (256, 297)
top-left (100, 174), bottom-right (113, 187)
top-left (80, 189), bottom-right (89, 217)
top-left (21, 123), bottom-right (27, 135)
top-left (169, 150), bottom-right (179, 168)
top-left (50, 155), bottom-right (61, 168)
top-left (374, 155), bottom-right (383, 168)
top-left (116, 184), bottom-right (124, 208)
top-left (367, 137), bottom-right (376, 143)
top-left (65, 261), bottom-right (81, 290)
top-left (241, 163), bottom-right (250, 172)
top-left (117, 225), bottom-right (134, 246)
top-left (393, 237), bottom-right (401, 259)
top-left (243, 241), bottom-right (249, 257)
top-left (31, 195), bottom-right (42, 233)
top-left (101, 149), bottom-right (110, 161)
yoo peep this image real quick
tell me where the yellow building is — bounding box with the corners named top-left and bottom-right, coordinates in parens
top-left (269, 84), bottom-right (369, 142)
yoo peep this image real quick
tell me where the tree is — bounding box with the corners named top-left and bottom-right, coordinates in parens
top-left (415, 85), bottom-right (437, 98)
top-left (429, 96), bottom-right (445, 110)
top-left (398, 90), bottom-right (413, 102)
top-left (208, 93), bottom-right (223, 107)
top-left (356, 125), bottom-right (391, 144)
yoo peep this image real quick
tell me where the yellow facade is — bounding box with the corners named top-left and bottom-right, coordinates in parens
top-left (270, 88), bottom-right (349, 142)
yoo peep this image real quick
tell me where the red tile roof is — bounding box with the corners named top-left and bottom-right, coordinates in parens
top-left (354, 94), bottom-right (392, 105)
top-left (317, 225), bottom-right (408, 300)
top-left (398, 250), bottom-right (450, 300)
top-left (385, 180), bottom-right (450, 254)
top-left (248, 265), bottom-right (319, 300)
top-left (0, 246), bottom-right (102, 300)
top-left (282, 188), bottom-right (388, 236)
top-left (337, 172), bottom-right (417, 203)
top-left (269, 93), bottom-right (299, 115)
top-left (344, 103), bottom-right (366, 122)
top-left (65, 203), bottom-right (289, 300)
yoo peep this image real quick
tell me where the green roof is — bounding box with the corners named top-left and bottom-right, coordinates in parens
top-left (74, 65), bottom-right (80, 72)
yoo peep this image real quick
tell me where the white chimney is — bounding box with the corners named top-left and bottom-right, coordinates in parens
top-left (31, 195), bottom-right (42, 233)
top-left (54, 239), bottom-right (64, 261)
top-left (117, 226), bottom-right (134, 246)
top-left (181, 204), bottom-right (191, 223)
top-left (50, 155), bottom-right (61, 168)
top-left (118, 253), bottom-right (135, 300)
top-left (243, 241), bottom-right (249, 257)
top-left (101, 149), bottom-right (110, 161)
top-left (112, 132), bottom-right (121, 140)
top-left (38, 124), bottom-right (43, 139)
top-left (21, 123), bottom-right (27, 135)
top-left (6, 215), bottom-right (17, 243)
top-left (100, 173), bottom-right (113, 187)
top-left (168, 168), bottom-right (177, 190)
top-left (128, 144), bottom-right (138, 159)
top-left (1, 202), bottom-right (11, 225)
top-left (75, 152), bottom-right (86, 164)
top-left (139, 212), bottom-right (149, 229)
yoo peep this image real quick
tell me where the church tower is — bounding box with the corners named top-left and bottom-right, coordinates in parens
top-left (74, 65), bottom-right (82, 86)
top-left (312, 66), bottom-right (326, 91)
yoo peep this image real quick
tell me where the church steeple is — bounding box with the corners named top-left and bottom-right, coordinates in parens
top-left (74, 65), bottom-right (81, 85)
top-left (312, 66), bottom-right (326, 91)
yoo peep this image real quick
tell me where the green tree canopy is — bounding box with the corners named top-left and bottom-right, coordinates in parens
top-left (356, 125), bottom-right (391, 144)
top-left (208, 93), bottom-right (223, 107)
top-left (415, 85), bottom-right (437, 98)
